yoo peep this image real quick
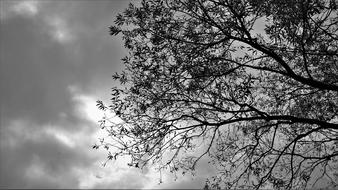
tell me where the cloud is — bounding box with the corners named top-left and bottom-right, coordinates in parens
top-left (76, 164), bottom-right (149, 189)
top-left (68, 85), bottom-right (107, 124)
top-left (1, 1), bottom-right (74, 44)
top-left (0, 118), bottom-right (96, 188)
top-left (12, 0), bottom-right (40, 17)
top-left (0, 0), bottom-right (131, 188)
top-left (0, 0), bottom-right (127, 128)
top-left (45, 127), bottom-right (76, 148)
top-left (0, 14), bottom-right (78, 127)
top-left (45, 16), bottom-right (73, 44)
top-left (0, 86), bottom-right (148, 189)
top-left (0, 0), bottom-right (40, 20)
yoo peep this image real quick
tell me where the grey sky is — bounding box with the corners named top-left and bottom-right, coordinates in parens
top-left (0, 0), bottom-right (212, 188)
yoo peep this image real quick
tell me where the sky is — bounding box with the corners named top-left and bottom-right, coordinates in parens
top-left (0, 0), bottom-right (215, 189)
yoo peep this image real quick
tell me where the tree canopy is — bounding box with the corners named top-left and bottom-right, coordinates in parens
top-left (96, 0), bottom-right (338, 189)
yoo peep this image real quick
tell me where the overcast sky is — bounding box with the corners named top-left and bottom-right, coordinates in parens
top-left (0, 0), bottom-right (214, 189)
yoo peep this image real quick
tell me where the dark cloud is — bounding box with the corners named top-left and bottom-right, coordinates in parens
top-left (0, 119), bottom-right (98, 188)
top-left (1, 15), bottom-right (76, 126)
top-left (0, 1), bottom-right (130, 188)
top-left (0, 1), bottom-right (127, 126)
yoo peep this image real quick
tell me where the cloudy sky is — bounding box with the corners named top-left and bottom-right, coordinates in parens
top-left (0, 0), bottom-right (214, 188)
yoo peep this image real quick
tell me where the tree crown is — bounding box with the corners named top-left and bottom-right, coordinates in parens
top-left (97, 0), bottom-right (338, 189)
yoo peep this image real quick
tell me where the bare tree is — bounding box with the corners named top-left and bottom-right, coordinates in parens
top-left (96, 0), bottom-right (338, 189)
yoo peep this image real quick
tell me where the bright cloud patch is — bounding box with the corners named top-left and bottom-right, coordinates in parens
top-left (45, 16), bottom-right (73, 43)
top-left (0, 0), bottom-right (39, 20)
top-left (68, 85), bottom-right (101, 123)
top-left (72, 94), bottom-right (103, 123)
top-left (68, 85), bottom-right (122, 124)
top-left (24, 155), bottom-right (45, 180)
top-left (45, 127), bottom-right (76, 148)
top-left (74, 157), bottom-right (149, 189)
top-left (12, 0), bottom-right (39, 17)
top-left (1, 1), bottom-right (74, 44)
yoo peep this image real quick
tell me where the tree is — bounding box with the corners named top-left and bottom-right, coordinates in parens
top-left (97, 0), bottom-right (338, 189)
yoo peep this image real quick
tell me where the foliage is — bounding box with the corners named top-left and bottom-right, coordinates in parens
top-left (98, 0), bottom-right (338, 189)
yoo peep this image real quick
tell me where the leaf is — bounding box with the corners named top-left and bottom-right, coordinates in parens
top-left (109, 26), bottom-right (121, 36)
